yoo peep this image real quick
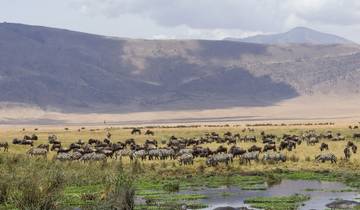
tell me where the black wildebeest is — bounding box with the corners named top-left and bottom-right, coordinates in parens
top-left (248, 145), bottom-right (262, 153)
top-left (229, 146), bottom-right (246, 158)
top-left (320, 143), bottom-right (329, 151)
top-left (263, 144), bottom-right (277, 152)
top-left (344, 147), bottom-right (351, 159)
top-left (131, 128), bottom-right (141, 135)
top-left (353, 133), bottom-right (360, 139)
top-left (125, 138), bottom-right (136, 145)
top-left (215, 145), bottom-right (227, 154)
top-left (347, 141), bottom-right (357, 153)
top-left (145, 130), bottom-right (155, 136)
top-left (0, 142), bottom-right (9, 152)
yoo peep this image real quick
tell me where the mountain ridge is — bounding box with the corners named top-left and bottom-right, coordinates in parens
top-left (225, 26), bottom-right (354, 45)
top-left (0, 23), bottom-right (360, 113)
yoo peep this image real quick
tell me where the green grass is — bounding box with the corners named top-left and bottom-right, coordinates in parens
top-left (244, 194), bottom-right (311, 210)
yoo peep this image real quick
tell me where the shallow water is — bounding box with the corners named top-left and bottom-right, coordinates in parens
top-left (181, 180), bottom-right (359, 210)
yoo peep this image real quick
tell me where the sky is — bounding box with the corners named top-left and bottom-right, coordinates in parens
top-left (1, 0), bottom-right (360, 42)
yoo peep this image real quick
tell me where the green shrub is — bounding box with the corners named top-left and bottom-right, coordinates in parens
top-left (163, 181), bottom-right (180, 193)
top-left (10, 168), bottom-right (65, 210)
top-left (98, 173), bottom-right (135, 210)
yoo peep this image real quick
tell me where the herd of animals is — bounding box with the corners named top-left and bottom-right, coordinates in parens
top-left (0, 128), bottom-right (359, 166)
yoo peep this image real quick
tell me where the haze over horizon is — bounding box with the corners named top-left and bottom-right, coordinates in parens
top-left (2, 0), bottom-right (360, 42)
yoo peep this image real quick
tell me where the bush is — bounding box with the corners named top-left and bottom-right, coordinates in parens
top-left (98, 173), bottom-right (135, 210)
top-left (163, 181), bottom-right (180, 193)
top-left (10, 168), bottom-right (65, 210)
top-left (0, 172), bottom-right (11, 204)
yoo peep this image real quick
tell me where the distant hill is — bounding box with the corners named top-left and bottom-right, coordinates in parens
top-left (225, 27), bottom-right (354, 45)
top-left (0, 23), bottom-right (360, 113)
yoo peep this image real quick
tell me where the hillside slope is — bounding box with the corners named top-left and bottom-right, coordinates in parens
top-left (0, 23), bottom-right (359, 112)
top-left (226, 27), bottom-right (354, 45)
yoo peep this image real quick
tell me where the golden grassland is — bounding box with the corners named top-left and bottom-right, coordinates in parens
top-left (2, 123), bottom-right (360, 172)
top-left (2, 123), bottom-right (360, 209)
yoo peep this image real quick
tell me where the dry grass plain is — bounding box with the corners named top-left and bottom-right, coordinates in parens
top-left (2, 123), bottom-right (360, 209)
top-left (2, 122), bottom-right (360, 172)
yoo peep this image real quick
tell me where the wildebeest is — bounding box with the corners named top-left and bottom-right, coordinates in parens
top-left (0, 142), bottom-right (9, 152)
top-left (145, 130), bottom-right (155, 136)
top-left (106, 132), bottom-right (112, 139)
top-left (226, 137), bottom-right (237, 145)
top-left (215, 145), bottom-right (227, 154)
top-left (27, 148), bottom-right (48, 158)
top-left (145, 139), bottom-right (158, 146)
top-left (125, 138), bottom-right (136, 145)
top-left (206, 154), bottom-right (233, 166)
top-left (88, 138), bottom-right (101, 145)
top-left (178, 153), bottom-right (194, 165)
top-left (13, 138), bottom-right (34, 146)
top-left (51, 143), bottom-right (61, 151)
top-left (23, 134), bottom-right (38, 141)
top-left (193, 146), bottom-right (212, 158)
top-left (353, 133), bottom-right (360, 139)
top-left (103, 138), bottom-right (111, 145)
top-left (48, 135), bottom-right (59, 144)
top-left (315, 153), bottom-right (337, 163)
top-left (131, 128), bottom-right (141, 135)
top-left (347, 141), bottom-right (357, 153)
top-left (320, 143), bottom-right (329, 151)
top-left (351, 144), bottom-right (358, 153)
top-left (248, 145), bottom-right (261, 153)
top-left (70, 143), bottom-right (82, 150)
top-left (23, 135), bottom-right (32, 140)
top-left (229, 146), bottom-right (246, 158)
top-left (263, 144), bottom-right (277, 152)
top-left (76, 139), bottom-right (85, 145)
top-left (344, 147), bottom-right (351, 159)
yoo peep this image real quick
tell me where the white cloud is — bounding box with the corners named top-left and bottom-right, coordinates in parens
top-left (3, 0), bottom-right (360, 41)
top-left (71, 0), bottom-right (360, 32)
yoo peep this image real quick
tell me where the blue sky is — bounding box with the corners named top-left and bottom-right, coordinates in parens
top-left (1, 0), bottom-right (360, 42)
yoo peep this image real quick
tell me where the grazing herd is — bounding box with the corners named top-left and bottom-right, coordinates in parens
top-left (0, 128), bottom-right (358, 167)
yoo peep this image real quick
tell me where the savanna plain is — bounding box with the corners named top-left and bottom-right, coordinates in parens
top-left (1, 122), bottom-right (360, 210)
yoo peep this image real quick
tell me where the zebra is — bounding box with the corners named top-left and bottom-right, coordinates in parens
top-left (27, 148), bottom-right (48, 158)
top-left (132, 150), bottom-right (147, 161)
top-left (115, 149), bottom-right (133, 160)
top-left (178, 153), bottom-right (194, 165)
top-left (241, 151), bottom-right (259, 165)
top-left (80, 152), bottom-right (107, 162)
top-left (263, 152), bottom-right (287, 162)
top-left (205, 153), bottom-right (233, 166)
top-left (315, 153), bottom-right (337, 163)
